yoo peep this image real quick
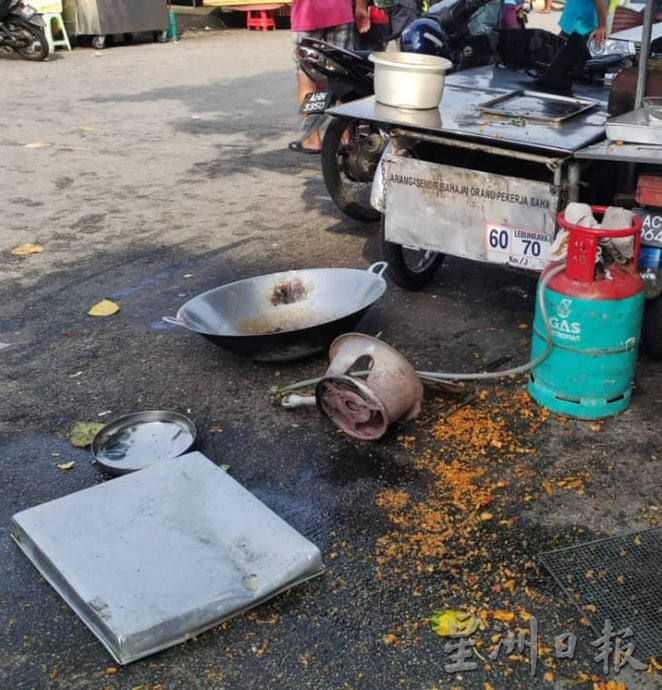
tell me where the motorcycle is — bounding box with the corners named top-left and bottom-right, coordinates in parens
top-left (295, 0), bottom-right (506, 223)
top-left (296, 37), bottom-right (384, 222)
top-left (0, 0), bottom-right (48, 61)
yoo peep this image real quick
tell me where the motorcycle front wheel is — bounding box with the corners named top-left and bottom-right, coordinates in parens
top-left (381, 219), bottom-right (444, 290)
top-left (321, 116), bottom-right (385, 223)
top-left (11, 20), bottom-right (49, 61)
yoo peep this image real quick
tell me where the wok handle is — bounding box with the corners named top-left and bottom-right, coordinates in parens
top-left (161, 316), bottom-right (183, 327)
top-left (367, 261), bottom-right (388, 277)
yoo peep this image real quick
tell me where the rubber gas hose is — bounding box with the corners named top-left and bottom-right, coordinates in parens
top-left (416, 262), bottom-right (565, 382)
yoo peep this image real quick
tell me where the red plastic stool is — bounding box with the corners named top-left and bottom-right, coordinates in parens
top-left (246, 7), bottom-right (276, 31)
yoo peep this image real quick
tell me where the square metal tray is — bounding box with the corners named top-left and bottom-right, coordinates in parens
top-left (12, 452), bottom-right (324, 664)
top-left (606, 107), bottom-right (662, 146)
top-left (479, 89), bottom-right (598, 123)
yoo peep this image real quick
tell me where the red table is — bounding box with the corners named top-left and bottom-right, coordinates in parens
top-left (231, 4), bottom-right (284, 31)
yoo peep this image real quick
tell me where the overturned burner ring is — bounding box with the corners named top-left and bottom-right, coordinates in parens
top-left (316, 376), bottom-right (388, 440)
top-left (315, 333), bottom-right (423, 440)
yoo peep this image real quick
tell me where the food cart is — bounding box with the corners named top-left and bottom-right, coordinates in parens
top-left (62, 0), bottom-right (170, 48)
top-left (326, 0), bottom-right (662, 358)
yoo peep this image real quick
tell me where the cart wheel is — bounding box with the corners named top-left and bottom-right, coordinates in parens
top-left (641, 293), bottom-right (662, 360)
top-left (321, 116), bottom-right (385, 223)
top-left (91, 35), bottom-right (106, 49)
top-left (153, 29), bottom-right (168, 43)
top-left (381, 219), bottom-right (444, 290)
top-left (123, 33), bottom-right (133, 44)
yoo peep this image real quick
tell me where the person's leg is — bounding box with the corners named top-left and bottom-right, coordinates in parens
top-left (296, 71), bottom-right (323, 150)
top-left (290, 24), bottom-right (353, 152)
top-left (322, 22), bottom-right (352, 50)
top-left (316, 23), bottom-right (354, 146)
top-left (291, 29), bottom-right (324, 152)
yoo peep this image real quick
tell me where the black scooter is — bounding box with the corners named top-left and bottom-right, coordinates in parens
top-left (295, 0), bottom-right (499, 222)
top-left (0, 0), bottom-right (48, 61)
top-left (296, 37), bottom-right (384, 222)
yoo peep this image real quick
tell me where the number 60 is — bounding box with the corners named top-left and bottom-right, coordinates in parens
top-left (489, 228), bottom-right (509, 250)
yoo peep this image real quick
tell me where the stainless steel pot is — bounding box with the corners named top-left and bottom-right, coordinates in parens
top-left (163, 262), bottom-right (388, 362)
top-left (370, 52), bottom-right (453, 110)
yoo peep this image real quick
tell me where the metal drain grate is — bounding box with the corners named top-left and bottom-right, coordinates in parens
top-left (539, 527), bottom-right (662, 660)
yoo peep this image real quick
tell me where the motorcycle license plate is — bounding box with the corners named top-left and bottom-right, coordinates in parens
top-left (18, 3), bottom-right (37, 17)
top-left (300, 90), bottom-right (333, 115)
top-left (634, 208), bottom-right (662, 249)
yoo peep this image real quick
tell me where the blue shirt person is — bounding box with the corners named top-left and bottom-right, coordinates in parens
top-left (559, 0), bottom-right (609, 43)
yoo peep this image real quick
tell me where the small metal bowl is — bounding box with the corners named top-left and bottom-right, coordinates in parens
top-left (91, 411), bottom-right (196, 476)
top-left (643, 97), bottom-right (662, 121)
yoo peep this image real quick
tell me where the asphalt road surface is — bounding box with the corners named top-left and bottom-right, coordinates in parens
top-left (0, 28), bottom-right (660, 690)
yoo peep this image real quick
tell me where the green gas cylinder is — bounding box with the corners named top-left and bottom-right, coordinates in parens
top-left (528, 207), bottom-right (645, 419)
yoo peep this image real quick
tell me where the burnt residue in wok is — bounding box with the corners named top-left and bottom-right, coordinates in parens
top-left (237, 278), bottom-right (317, 335)
top-left (270, 278), bottom-right (310, 306)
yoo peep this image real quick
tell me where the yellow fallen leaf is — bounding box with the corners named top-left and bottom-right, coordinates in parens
top-left (11, 243), bottom-right (44, 256)
top-left (518, 323), bottom-right (529, 330)
top-left (88, 299), bottom-right (120, 317)
top-left (57, 461), bottom-right (75, 471)
top-left (69, 421), bottom-right (105, 448)
top-left (543, 671), bottom-right (554, 683)
top-left (431, 609), bottom-right (481, 637)
top-left (480, 512), bottom-right (493, 521)
top-left (490, 610), bottom-right (515, 623)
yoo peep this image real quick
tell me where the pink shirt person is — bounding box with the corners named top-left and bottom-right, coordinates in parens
top-left (290, 0), bottom-right (355, 32)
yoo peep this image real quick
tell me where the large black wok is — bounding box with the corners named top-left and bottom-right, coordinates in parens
top-left (163, 263), bottom-right (387, 362)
